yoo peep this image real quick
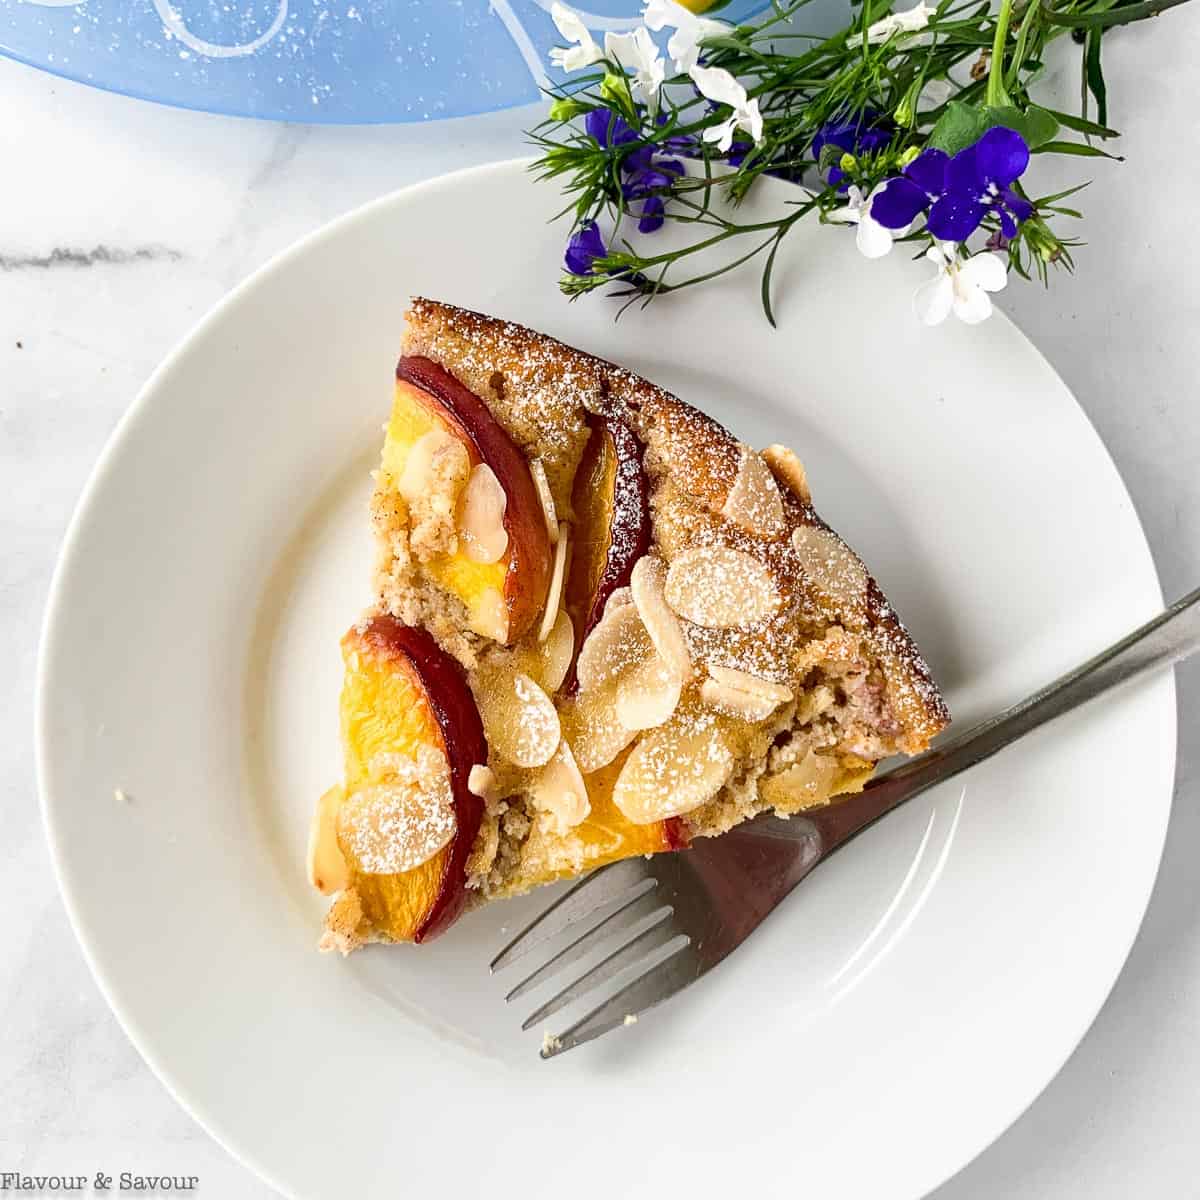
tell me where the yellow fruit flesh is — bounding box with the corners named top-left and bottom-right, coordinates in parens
top-left (338, 637), bottom-right (448, 941)
top-left (513, 751), bottom-right (672, 891)
top-left (380, 385), bottom-right (507, 638)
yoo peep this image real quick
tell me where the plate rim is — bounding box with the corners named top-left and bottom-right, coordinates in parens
top-left (35, 157), bottom-right (1177, 1200)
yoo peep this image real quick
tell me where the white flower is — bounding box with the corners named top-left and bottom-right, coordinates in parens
top-left (689, 64), bottom-right (763, 153)
top-left (847, 0), bottom-right (935, 47)
top-left (549, 2), bottom-right (602, 72)
top-left (604, 27), bottom-right (666, 109)
top-left (643, 0), bottom-right (729, 73)
top-left (829, 186), bottom-right (897, 259)
top-left (914, 243), bottom-right (1008, 326)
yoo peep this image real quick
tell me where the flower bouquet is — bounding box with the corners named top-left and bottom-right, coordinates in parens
top-left (532, 0), bottom-right (1189, 325)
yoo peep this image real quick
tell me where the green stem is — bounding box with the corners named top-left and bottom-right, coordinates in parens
top-left (985, 0), bottom-right (1015, 105)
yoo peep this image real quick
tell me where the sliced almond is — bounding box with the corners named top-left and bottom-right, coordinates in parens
top-left (397, 427), bottom-right (469, 508)
top-left (700, 678), bottom-right (781, 722)
top-left (529, 740), bottom-right (591, 834)
top-left (470, 586), bottom-right (510, 644)
top-left (759, 749), bottom-right (839, 810)
top-left (561, 684), bottom-right (639, 774)
top-left (336, 748), bottom-right (456, 874)
top-left (616, 652), bottom-right (682, 731)
top-left (630, 555), bottom-right (692, 682)
top-left (458, 463), bottom-right (509, 564)
top-left (530, 459), bottom-right (559, 545)
top-left (475, 670), bottom-right (561, 769)
top-left (707, 664), bottom-right (793, 704)
top-left (605, 586), bottom-right (633, 613)
top-left (722, 447), bottom-right (786, 539)
top-left (575, 601), bottom-right (652, 693)
top-left (664, 546), bottom-right (781, 629)
top-left (538, 608), bottom-right (575, 694)
top-left (612, 717), bottom-right (734, 824)
top-left (762, 443), bottom-right (811, 504)
top-left (307, 786), bottom-right (350, 895)
top-left (537, 522), bottom-right (570, 643)
top-left (468, 764), bottom-right (498, 801)
top-left (791, 525), bottom-right (868, 613)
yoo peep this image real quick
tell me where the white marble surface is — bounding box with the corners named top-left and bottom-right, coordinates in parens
top-left (2, 16), bottom-right (1198, 1196)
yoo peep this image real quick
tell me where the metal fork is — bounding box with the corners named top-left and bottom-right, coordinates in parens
top-left (492, 586), bottom-right (1200, 1059)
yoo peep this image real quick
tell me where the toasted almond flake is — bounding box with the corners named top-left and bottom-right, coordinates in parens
top-left (707, 664), bottom-right (793, 703)
top-left (468, 764), bottom-right (498, 801)
top-left (762, 444), bottom-right (811, 503)
top-left (759, 749), bottom-right (839, 810)
top-left (630, 555), bottom-right (692, 682)
top-left (616, 652), bottom-right (682, 731)
top-left (664, 546), bottom-right (781, 629)
top-left (475, 670), bottom-right (561, 768)
top-left (539, 609), bottom-right (575, 693)
top-left (458, 463), bottom-right (509, 564)
top-left (471, 586), bottom-right (509, 644)
top-left (575, 601), bottom-right (652, 693)
top-left (530, 740), bottom-right (591, 833)
top-left (613, 718), bottom-right (734, 824)
top-left (397, 427), bottom-right (469, 508)
top-left (336, 747), bottom-right (456, 874)
top-left (530, 458), bottom-right (559, 544)
top-left (537, 523), bottom-right (570, 643)
top-left (722, 447), bottom-right (786, 539)
top-left (307, 786), bottom-right (350, 895)
top-left (700, 677), bottom-right (781, 722)
top-left (791, 525), bottom-right (869, 612)
top-left (605, 586), bottom-right (633, 613)
top-left (561, 684), bottom-right (638, 773)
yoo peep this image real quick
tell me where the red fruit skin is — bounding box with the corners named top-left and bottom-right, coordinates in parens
top-left (563, 413), bottom-right (652, 693)
top-left (396, 356), bottom-right (552, 644)
top-left (663, 817), bottom-right (691, 852)
top-left (357, 614), bottom-right (489, 942)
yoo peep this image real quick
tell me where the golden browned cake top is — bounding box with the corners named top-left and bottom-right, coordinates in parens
top-left (402, 296), bottom-right (948, 753)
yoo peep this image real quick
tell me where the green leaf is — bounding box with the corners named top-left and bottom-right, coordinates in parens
top-left (986, 104), bottom-right (1060, 148)
top-left (1033, 139), bottom-right (1123, 159)
top-left (1036, 106), bottom-right (1118, 139)
top-left (927, 100), bottom-right (991, 153)
top-left (927, 101), bottom-right (1059, 154)
top-left (1041, 0), bottom-right (1191, 27)
top-left (1084, 29), bottom-right (1108, 127)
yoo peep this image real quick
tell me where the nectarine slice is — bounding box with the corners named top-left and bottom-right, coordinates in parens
top-left (563, 413), bottom-right (651, 690)
top-left (383, 357), bottom-right (553, 644)
top-left (339, 616), bottom-right (488, 942)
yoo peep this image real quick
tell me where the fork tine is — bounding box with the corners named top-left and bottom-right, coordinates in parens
top-left (490, 859), bottom-right (652, 973)
top-left (540, 945), bottom-right (697, 1059)
top-left (520, 915), bottom-right (682, 1031)
top-left (505, 888), bottom-right (670, 1002)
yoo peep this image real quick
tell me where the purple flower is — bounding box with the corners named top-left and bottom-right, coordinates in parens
top-left (872, 127), bottom-right (1033, 241)
top-left (870, 147), bottom-right (949, 228)
top-left (811, 109), bottom-right (893, 187)
top-left (565, 221), bottom-right (608, 275)
top-left (930, 126), bottom-right (1032, 240)
top-left (621, 144), bottom-right (684, 232)
top-left (726, 137), bottom-right (752, 167)
top-left (586, 109), bottom-right (639, 148)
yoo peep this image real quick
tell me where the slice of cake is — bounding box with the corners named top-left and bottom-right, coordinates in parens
top-left (309, 299), bottom-right (950, 951)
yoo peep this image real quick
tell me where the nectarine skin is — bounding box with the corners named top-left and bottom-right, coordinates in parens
top-left (396, 357), bottom-right (552, 643)
top-left (563, 414), bottom-right (652, 692)
top-left (356, 615), bottom-right (488, 941)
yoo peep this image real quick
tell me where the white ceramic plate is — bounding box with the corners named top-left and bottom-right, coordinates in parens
top-left (38, 160), bottom-right (1174, 1200)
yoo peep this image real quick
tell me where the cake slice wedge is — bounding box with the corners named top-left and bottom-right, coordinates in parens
top-left (311, 298), bottom-right (950, 952)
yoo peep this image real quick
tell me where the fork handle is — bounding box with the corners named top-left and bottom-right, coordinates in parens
top-left (805, 585), bottom-right (1200, 852)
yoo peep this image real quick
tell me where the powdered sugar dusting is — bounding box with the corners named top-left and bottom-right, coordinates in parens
top-left (339, 746), bottom-right (455, 874)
